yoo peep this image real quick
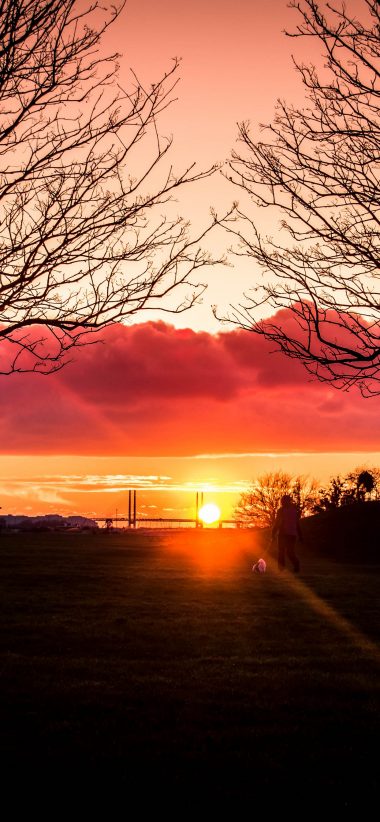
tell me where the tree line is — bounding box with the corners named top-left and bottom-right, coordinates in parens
top-left (234, 467), bottom-right (380, 529)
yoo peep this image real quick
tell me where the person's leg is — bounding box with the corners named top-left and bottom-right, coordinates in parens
top-left (286, 535), bottom-right (300, 572)
top-left (278, 534), bottom-right (286, 570)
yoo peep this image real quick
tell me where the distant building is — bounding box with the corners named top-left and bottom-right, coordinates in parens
top-left (2, 514), bottom-right (99, 531)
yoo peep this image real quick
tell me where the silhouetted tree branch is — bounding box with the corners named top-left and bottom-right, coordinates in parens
top-left (0, 0), bottom-right (222, 373)
top-left (221, 0), bottom-right (380, 396)
top-left (313, 465), bottom-right (379, 511)
top-left (234, 471), bottom-right (318, 528)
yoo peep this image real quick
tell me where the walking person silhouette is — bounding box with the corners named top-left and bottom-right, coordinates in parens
top-left (272, 494), bottom-right (302, 572)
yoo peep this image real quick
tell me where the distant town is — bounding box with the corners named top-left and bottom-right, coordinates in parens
top-left (0, 514), bottom-right (99, 532)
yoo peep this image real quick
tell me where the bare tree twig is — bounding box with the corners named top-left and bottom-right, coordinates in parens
top-left (219, 0), bottom-right (380, 396)
top-left (0, 0), bottom-right (224, 374)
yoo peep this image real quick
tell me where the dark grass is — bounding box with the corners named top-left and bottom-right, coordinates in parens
top-left (1, 528), bottom-right (380, 811)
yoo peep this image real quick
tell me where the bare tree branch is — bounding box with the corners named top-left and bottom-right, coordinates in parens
top-left (234, 471), bottom-right (318, 528)
top-left (219, 0), bottom-right (380, 396)
top-left (0, 0), bottom-right (224, 374)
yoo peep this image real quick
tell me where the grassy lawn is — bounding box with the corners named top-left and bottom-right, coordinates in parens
top-left (1, 528), bottom-right (379, 810)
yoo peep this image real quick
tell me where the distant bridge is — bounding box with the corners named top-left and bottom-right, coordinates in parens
top-left (94, 516), bottom-right (239, 529)
top-left (93, 490), bottom-right (241, 529)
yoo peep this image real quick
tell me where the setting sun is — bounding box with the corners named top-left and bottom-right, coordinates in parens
top-left (198, 502), bottom-right (221, 525)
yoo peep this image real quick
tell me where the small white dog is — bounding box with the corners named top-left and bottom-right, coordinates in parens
top-left (252, 558), bottom-right (267, 574)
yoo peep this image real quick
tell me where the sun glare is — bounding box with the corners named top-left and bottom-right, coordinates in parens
top-left (198, 502), bottom-right (221, 525)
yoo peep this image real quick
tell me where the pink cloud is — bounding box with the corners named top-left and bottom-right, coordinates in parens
top-left (58, 322), bottom-right (244, 403)
top-left (0, 317), bottom-right (379, 455)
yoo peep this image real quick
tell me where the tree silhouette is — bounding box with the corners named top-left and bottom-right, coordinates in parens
top-left (356, 470), bottom-right (375, 501)
top-left (234, 471), bottom-right (318, 528)
top-left (314, 465), bottom-right (379, 511)
top-left (0, 0), bottom-right (222, 374)
top-left (313, 476), bottom-right (352, 513)
top-left (222, 0), bottom-right (380, 396)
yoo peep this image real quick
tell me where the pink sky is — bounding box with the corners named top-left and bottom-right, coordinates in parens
top-left (0, 0), bottom-right (376, 521)
top-left (1, 319), bottom-right (379, 519)
top-left (2, 320), bottom-right (379, 456)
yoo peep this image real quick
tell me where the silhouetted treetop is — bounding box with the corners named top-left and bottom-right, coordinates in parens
top-left (221, 0), bottom-right (380, 396)
top-left (0, 0), bottom-right (223, 374)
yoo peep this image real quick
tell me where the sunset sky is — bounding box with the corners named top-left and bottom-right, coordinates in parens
top-left (2, 0), bottom-right (379, 523)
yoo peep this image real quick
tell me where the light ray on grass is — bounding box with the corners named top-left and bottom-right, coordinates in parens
top-left (275, 568), bottom-right (380, 664)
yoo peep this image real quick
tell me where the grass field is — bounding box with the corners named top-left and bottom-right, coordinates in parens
top-left (1, 527), bottom-right (379, 811)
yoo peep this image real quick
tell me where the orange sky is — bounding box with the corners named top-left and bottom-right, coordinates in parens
top-left (115, 0), bottom-right (318, 332)
top-left (1, 0), bottom-right (377, 522)
top-left (1, 320), bottom-right (379, 520)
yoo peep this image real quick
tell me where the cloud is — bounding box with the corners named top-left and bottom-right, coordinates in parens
top-left (58, 322), bottom-right (244, 403)
top-left (0, 317), bottom-right (379, 455)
